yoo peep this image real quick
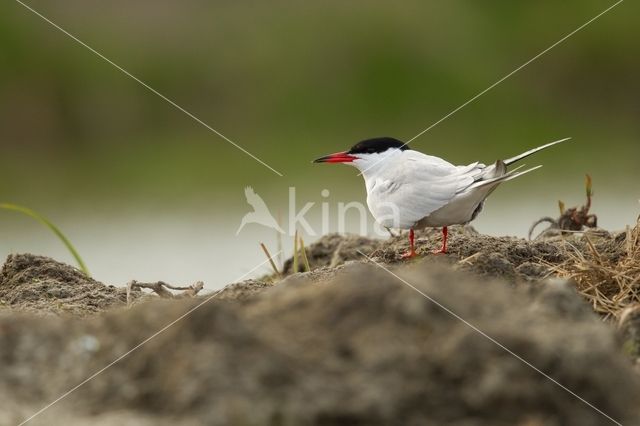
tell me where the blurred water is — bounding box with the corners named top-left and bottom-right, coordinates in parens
top-left (1, 193), bottom-right (637, 290)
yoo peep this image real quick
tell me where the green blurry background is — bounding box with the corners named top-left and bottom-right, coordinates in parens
top-left (1, 1), bottom-right (638, 287)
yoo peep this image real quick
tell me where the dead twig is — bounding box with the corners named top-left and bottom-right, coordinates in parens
top-left (293, 229), bottom-right (299, 274)
top-left (528, 217), bottom-right (559, 240)
top-left (126, 280), bottom-right (205, 306)
top-left (260, 242), bottom-right (281, 276)
top-left (330, 240), bottom-right (345, 268)
top-left (529, 174), bottom-right (598, 240)
top-left (456, 252), bottom-right (482, 267)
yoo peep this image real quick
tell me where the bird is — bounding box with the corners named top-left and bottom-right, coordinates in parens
top-left (313, 136), bottom-right (570, 258)
top-left (236, 186), bottom-right (284, 235)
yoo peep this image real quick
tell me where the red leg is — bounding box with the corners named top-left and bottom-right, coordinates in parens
top-left (432, 226), bottom-right (448, 254)
top-left (401, 229), bottom-right (417, 259)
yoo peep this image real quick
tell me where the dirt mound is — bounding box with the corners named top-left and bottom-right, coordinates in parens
top-left (1, 227), bottom-right (639, 425)
top-left (282, 233), bottom-right (384, 274)
top-left (1, 262), bottom-right (639, 426)
top-left (1, 228), bottom-right (625, 316)
top-left (294, 226), bottom-right (625, 284)
top-left (214, 278), bottom-right (274, 301)
top-left (0, 254), bottom-right (133, 316)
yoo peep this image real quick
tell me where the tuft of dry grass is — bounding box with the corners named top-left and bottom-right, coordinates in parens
top-left (553, 217), bottom-right (640, 321)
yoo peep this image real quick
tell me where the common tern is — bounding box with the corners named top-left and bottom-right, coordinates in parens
top-left (314, 137), bottom-right (570, 258)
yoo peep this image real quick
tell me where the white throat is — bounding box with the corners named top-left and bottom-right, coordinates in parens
top-left (351, 149), bottom-right (404, 180)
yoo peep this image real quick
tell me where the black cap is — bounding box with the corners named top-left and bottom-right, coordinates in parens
top-left (348, 137), bottom-right (408, 155)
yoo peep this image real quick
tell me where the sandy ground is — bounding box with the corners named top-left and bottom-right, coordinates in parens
top-left (1, 227), bottom-right (639, 425)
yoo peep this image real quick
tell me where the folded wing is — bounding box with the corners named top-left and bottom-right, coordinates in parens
top-left (368, 151), bottom-right (485, 228)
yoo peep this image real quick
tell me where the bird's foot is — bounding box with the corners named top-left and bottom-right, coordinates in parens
top-left (401, 250), bottom-right (418, 259)
top-left (431, 248), bottom-right (447, 255)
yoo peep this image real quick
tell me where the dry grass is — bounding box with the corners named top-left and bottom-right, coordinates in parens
top-left (553, 217), bottom-right (640, 321)
top-left (260, 242), bottom-right (282, 277)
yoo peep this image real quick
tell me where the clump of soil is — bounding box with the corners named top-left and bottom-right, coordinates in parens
top-left (214, 278), bottom-right (274, 301)
top-left (1, 262), bottom-right (639, 426)
top-left (282, 233), bottom-right (384, 274)
top-left (0, 254), bottom-right (137, 316)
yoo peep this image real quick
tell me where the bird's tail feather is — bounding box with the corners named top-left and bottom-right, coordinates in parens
top-left (470, 165), bottom-right (543, 190)
top-left (503, 137), bottom-right (571, 166)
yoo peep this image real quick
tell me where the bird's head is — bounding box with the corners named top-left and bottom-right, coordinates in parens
top-left (313, 137), bottom-right (409, 173)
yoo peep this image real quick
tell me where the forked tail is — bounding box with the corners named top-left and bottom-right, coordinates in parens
top-left (503, 137), bottom-right (571, 166)
top-left (470, 163), bottom-right (543, 191)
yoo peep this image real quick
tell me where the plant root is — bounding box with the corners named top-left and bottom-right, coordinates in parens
top-left (529, 174), bottom-right (598, 240)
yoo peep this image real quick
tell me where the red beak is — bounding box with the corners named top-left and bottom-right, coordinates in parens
top-left (313, 151), bottom-right (357, 163)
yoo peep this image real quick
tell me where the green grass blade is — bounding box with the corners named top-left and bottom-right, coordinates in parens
top-left (293, 229), bottom-right (299, 274)
top-left (299, 236), bottom-right (311, 272)
top-left (0, 203), bottom-right (91, 276)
